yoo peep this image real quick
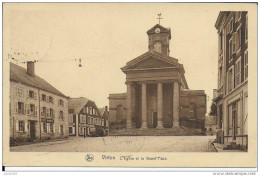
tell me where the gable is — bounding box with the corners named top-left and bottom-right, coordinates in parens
top-left (128, 56), bottom-right (175, 69)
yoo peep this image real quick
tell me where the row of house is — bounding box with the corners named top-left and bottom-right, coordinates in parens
top-left (10, 62), bottom-right (109, 144)
top-left (213, 11), bottom-right (248, 150)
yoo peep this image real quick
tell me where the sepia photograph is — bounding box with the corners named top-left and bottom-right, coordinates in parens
top-left (2, 2), bottom-right (257, 169)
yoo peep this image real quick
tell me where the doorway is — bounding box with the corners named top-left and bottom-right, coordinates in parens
top-left (152, 112), bottom-right (157, 128)
top-left (232, 108), bottom-right (237, 140)
top-left (29, 121), bottom-right (35, 139)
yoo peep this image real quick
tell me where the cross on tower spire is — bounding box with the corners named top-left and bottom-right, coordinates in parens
top-left (157, 13), bottom-right (163, 25)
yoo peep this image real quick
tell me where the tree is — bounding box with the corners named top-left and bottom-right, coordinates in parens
top-left (209, 102), bottom-right (217, 116)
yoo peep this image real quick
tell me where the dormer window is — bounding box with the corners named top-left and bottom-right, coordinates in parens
top-left (154, 42), bottom-right (162, 53)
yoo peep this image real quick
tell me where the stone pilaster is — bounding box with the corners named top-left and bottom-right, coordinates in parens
top-left (157, 81), bottom-right (164, 129)
top-left (126, 82), bottom-right (132, 129)
top-left (141, 82), bottom-right (148, 129)
top-left (173, 81), bottom-right (180, 127)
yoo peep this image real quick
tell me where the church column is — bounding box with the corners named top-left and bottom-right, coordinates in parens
top-left (173, 81), bottom-right (180, 127)
top-left (157, 81), bottom-right (164, 129)
top-left (126, 82), bottom-right (132, 129)
top-left (141, 82), bottom-right (148, 129)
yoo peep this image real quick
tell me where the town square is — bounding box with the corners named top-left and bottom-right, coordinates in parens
top-left (4, 3), bottom-right (250, 156)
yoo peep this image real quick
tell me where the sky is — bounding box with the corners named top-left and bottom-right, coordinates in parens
top-left (4, 3), bottom-right (221, 113)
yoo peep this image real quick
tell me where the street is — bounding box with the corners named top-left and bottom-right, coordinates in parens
top-left (10, 136), bottom-right (216, 152)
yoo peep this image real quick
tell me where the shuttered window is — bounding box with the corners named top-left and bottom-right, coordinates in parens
top-left (236, 27), bottom-right (242, 51)
top-left (235, 58), bottom-right (241, 87)
top-left (232, 33), bottom-right (236, 54)
top-left (229, 39), bottom-right (233, 62)
top-left (244, 50), bottom-right (248, 80)
top-left (227, 67), bottom-right (234, 93)
top-left (18, 121), bottom-right (25, 132)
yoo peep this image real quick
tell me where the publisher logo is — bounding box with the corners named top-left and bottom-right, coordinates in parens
top-left (85, 154), bottom-right (94, 162)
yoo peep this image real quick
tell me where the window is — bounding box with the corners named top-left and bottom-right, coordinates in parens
top-left (236, 27), bottom-right (242, 51)
top-left (17, 102), bottom-right (25, 114)
top-left (229, 39), bottom-right (233, 62)
top-left (86, 107), bottom-right (89, 114)
top-left (244, 50), bottom-right (248, 80)
top-left (50, 123), bottom-right (54, 133)
top-left (41, 94), bottom-right (46, 101)
top-left (219, 32), bottom-right (223, 52)
top-left (230, 19), bottom-right (233, 33)
top-left (69, 127), bottom-right (73, 134)
top-left (80, 127), bottom-right (83, 135)
top-left (41, 107), bottom-right (47, 117)
top-left (59, 111), bottom-right (64, 120)
top-left (218, 65), bottom-right (223, 87)
top-left (50, 108), bottom-right (55, 118)
top-left (91, 118), bottom-right (93, 124)
top-left (232, 33), bottom-right (236, 54)
top-left (17, 87), bottom-right (23, 96)
top-left (89, 107), bottom-right (92, 115)
top-left (58, 99), bottom-right (64, 106)
top-left (43, 123), bottom-right (47, 133)
top-left (29, 104), bottom-right (35, 116)
top-left (227, 67), bottom-right (234, 93)
top-left (49, 96), bottom-right (53, 103)
top-left (18, 121), bottom-right (24, 132)
top-left (46, 108), bottom-right (50, 117)
top-left (154, 42), bottom-right (162, 53)
top-left (245, 14), bottom-right (248, 42)
top-left (227, 19), bottom-right (234, 34)
top-left (29, 90), bottom-right (34, 98)
top-left (73, 115), bottom-right (76, 123)
top-left (235, 58), bottom-right (241, 87)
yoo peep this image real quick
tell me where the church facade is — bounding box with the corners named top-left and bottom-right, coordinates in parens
top-left (109, 24), bottom-right (207, 133)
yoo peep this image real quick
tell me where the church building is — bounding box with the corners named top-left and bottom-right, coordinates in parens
top-left (109, 24), bottom-right (207, 134)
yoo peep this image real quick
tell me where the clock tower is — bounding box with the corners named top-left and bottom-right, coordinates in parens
top-left (147, 24), bottom-right (171, 56)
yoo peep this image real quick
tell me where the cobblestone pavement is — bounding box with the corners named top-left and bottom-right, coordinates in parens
top-left (10, 136), bottom-right (216, 152)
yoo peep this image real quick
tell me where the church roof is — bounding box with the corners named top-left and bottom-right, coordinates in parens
top-left (10, 62), bottom-right (67, 98)
top-left (147, 24), bottom-right (171, 39)
top-left (68, 97), bottom-right (89, 114)
top-left (121, 51), bottom-right (180, 71)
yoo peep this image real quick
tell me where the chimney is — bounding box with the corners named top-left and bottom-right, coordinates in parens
top-left (27, 61), bottom-right (35, 77)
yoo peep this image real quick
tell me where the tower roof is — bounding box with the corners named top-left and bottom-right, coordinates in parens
top-left (147, 24), bottom-right (171, 39)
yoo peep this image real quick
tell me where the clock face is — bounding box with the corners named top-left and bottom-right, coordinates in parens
top-left (155, 28), bottom-right (160, 33)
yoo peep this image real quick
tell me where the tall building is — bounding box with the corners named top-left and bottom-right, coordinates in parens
top-left (109, 24), bottom-right (207, 134)
top-left (10, 62), bottom-right (69, 143)
top-left (214, 11), bottom-right (248, 149)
